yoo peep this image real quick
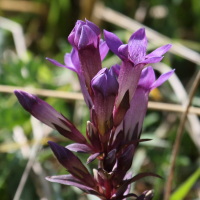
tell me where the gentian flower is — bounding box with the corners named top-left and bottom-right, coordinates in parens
top-left (123, 66), bottom-right (175, 141)
top-left (104, 28), bottom-right (172, 127)
top-left (68, 20), bottom-right (108, 94)
top-left (47, 48), bottom-right (93, 109)
top-left (91, 67), bottom-right (119, 136)
top-left (47, 41), bottom-right (109, 109)
top-left (14, 19), bottom-right (174, 199)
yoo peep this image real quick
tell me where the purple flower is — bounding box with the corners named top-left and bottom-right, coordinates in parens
top-left (47, 48), bottom-right (93, 109)
top-left (104, 28), bottom-right (172, 127)
top-left (14, 20), bottom-right (174, 199)
top-left (14, 90), bottom-right (87, 144)
top-left (91, 67), bottom-right (119, 135)
top-left (123, 66), bottom-right (175, 141)
top-left (47, 40), bottom-right (109, 109)
top-left (68, 20), bottom-right (108, 94)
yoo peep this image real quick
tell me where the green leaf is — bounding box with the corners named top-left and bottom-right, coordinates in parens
top-left (170, 167), bottom-right (200, 200)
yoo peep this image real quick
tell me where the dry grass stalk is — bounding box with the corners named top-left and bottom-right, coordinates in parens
top-left (164, 70), bottom-right (200, 200)
top-left (1, 84), bottom-right (200, 116)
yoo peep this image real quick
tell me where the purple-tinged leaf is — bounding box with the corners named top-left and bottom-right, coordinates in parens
top-left (104, 149), bottom-right (117, 172)
top-left (66, 143), bottom-right (94, 154)
top-left (127, 172), bottom-right (162, 184)
top-left (86, 121), bottom-right (102, 152)
top-left (48, 141), bottom-right (96, 187)
top-left (87, 152), bottom-right (101, 164)
top-left (113, 90), bottom-right (130, 127)
top-left (115, 173), bottom-right (161, 198)
top-left (53, 124), bottom-right (85, 143)
top-left (118, 139), bottom-right (152, 152)
top-left (117, 145), bottom-right (134, 174)
top-left (111, 130), bottom-right (124, 150)
top-left (123, 88), bottom-right (148, 141)
top-left (46, 175), bottom-right (102, 197)
top-left (14, 90), bottom-right (70, 132)
top-left (112, 172), bottom-right (133, 199)
top-left (116, 61), bottom-right (143, 107)
top-left (137, 190), bottom-right (154, 200)
top-left (121, 172), bottom-right (133, 200)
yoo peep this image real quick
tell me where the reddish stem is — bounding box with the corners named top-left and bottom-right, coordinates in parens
top-left (105, 179), bottom-right (111, 199)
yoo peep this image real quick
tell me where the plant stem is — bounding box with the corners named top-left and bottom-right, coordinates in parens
top-left (164, 70), bottom-right (200, 200)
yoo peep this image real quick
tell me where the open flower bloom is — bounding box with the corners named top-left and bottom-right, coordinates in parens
top-left (14, 19), bottom-right (175, 200)
top-left (104, 29), bottom-right (172, 127)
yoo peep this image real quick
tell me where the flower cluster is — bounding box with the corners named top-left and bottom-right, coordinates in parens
top-left (14, 19), bottom-right (174, 200)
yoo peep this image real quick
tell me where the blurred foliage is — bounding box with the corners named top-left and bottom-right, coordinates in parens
top-left (0, 0), bottom-right (200, 200)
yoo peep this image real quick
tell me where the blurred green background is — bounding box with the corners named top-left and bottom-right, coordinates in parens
top-left (0, 0), bottom-right (200, 200)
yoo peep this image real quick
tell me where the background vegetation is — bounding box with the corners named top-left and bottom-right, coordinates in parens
top-left (0, 0), bottom-right (200, 200)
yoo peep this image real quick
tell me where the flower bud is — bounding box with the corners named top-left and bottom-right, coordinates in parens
top-left (91, 67), bottom-right (119, 135)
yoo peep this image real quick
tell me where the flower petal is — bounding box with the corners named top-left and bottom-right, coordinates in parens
top-left (68, 20), bottom-right (85, 48)
top-left (112, 64), bottom-right (121, 77)
top-left (138, 56), bottom-right (163, 65)
top-left (138, 66), bottom-right (155, 90)
top-left (46, 57), bottom-right (77, 73)
top-left (118, 44), bottom-right (129, 60)
top-left (78, 25), bottom-right (98, 49)
top-left (150, 69), bottom-right (175, 91)
top-left (86, 19), bottom-right (101, 38)
top-left (78, 74), bottom-right (93, 109)
top-left (99, 39), bottom-right (109, 61)
top-left (146, 44), bottom-right (172, 58)
top-left (128, 28), bottom-right (147, 64)
top-left (103, 30), bottom-right (123, 59)
top-left (70, 48), bottom-right (80, 72)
